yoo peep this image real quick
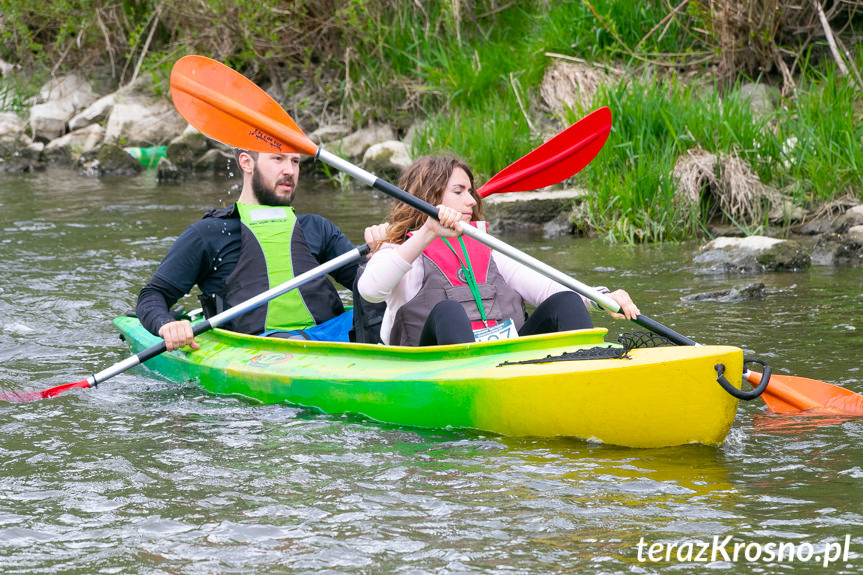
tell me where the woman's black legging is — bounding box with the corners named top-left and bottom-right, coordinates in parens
top-left (419, 300), bottom-right (475, 346)
top-left (518, 291), bottom-right (593, 336)
top-left (418, 291), bottom-right (593, 346)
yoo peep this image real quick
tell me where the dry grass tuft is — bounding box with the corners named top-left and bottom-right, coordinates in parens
top-left (673, 146), bottom-right (780, 223)
top-left (807, 194), bottom-right (861, 221)
top-left (672, 147), bottom-right (719, 210)
top-left (539, 59), bottom-right (618, 119)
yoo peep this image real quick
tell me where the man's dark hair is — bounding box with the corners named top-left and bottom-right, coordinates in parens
top-left (234, 149), bottom-right (259, 163)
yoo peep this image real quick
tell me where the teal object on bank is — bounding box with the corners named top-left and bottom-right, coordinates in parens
top-left (124, 145), bottom-right (167, 168)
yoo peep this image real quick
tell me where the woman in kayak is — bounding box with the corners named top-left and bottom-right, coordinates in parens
top-left (357, 155), bottom-right (641, 346)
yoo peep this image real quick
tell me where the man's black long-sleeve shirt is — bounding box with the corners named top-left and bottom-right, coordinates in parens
top-left (136, 207), bottom-right (359, 336)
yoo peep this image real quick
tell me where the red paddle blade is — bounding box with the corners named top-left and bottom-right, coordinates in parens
top-left (477, 107), bottom-right (612, 197)
top-left (747, 371), bottom-right (863, 415)
top-left (170, 55), bottom-right (317, 155)
top-left (0, 379), bottom-right (91, 403)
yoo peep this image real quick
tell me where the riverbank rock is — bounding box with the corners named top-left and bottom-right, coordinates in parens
top-left (194, 149), bottom-right (237, 177)
top-left (323, 124), bottom-right (395, 159)
top-left (28, 74), bottom-right (100, 142)
top-left (361, 140), bottom-right (411, 180)
top-left (811, 230), bottom-right (863, 266)
top-left (80, 143), bottom-right (143, 177)
top-left (69, 94), bottom-right (115, 131)
top-left (833, 205), bottom-right (863, 233)
top-left (156, 157), bottom-right (183, 184)
top-left (166, 127), bottom-right (211, 170)
top-left (29, 100), bottom-right (76, 142)
top-left (681, 282), bottom-right (767, 303)
top-left (795, 196), bottom-right (859, 235)
top-left (43, 124), bottom-right (105, 166)
top-left (104, 79), bottom-right (187, 147)
top-left (0, 112), bottom-right (30, 156)
top-left (694, 236), bottom-right (810, 273)
top-left (0, 113), bottom-right (42, 173)
top-left (485, 189), bottom-right (587, 235)
top-left (310, 124), bottom-right (352, 144)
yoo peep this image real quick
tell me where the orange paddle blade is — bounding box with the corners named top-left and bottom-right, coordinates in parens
top-left (748, 371), bottom-right (863, 415)
top-left (170, 55), bottom-right (317, 155)
top-left (477, 107), bottom-right (611, 197)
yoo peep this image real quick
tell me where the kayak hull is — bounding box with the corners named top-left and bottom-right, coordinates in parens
top-left (114, 316), bottom-right (742, 448)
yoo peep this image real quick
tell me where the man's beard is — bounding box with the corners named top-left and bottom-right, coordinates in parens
top-left (252, 169), bottom-right (295, 206)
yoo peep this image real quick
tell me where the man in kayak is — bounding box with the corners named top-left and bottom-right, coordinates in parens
top-left (358, 155), bottom-right (640, 346)
top-left (136, 149), bottom-right (387, 350)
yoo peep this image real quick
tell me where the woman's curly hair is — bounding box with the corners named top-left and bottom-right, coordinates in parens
top-left (383, 155), bottom-right (484, 247)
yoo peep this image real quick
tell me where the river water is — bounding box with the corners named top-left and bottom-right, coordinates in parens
top-left (1, 168), bottom-right (862, 574)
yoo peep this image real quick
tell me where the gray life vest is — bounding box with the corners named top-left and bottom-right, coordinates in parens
top-left (389, 233), bottom-right (525, 346)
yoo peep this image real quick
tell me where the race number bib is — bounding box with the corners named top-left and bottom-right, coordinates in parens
top-left (472, 318), bottom-right (517, 343)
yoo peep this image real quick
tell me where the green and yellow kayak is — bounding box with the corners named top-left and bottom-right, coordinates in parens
top-left (113, 315), bottom-right (743, 448)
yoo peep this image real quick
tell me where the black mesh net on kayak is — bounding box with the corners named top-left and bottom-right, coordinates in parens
top-left (498, 345), bottom-right (628, 366)
top-left (617, 331), bottom-right (676, 353)
top-left (497, 332), bottom-right (675, 366)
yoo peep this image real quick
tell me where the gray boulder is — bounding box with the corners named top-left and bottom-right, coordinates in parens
top-left (681, 282), bottom-right (767, 303)
top-left (28, 74), bottom-right (99, 142)
top-left (0, 112), bottom-right (30, 156)
top-left (485, 189), bottom-right (587, 234)
top-left (68, 94), bottom-right (115, 131)
top-left (37, 74), bottom-right (99, 109)
top-left (848, 225), bottom-right (863, 245)
top-left (310, 124), bottom-right (352, 145)
top-left (694, 236), bottom-right (810, 273)
top-left (361, 140), bottom-right (411, 180)
top-left (194, 148), bottom-right (237, 177)
top-left (29, 100), bottom-right (76, 142)
top-left (811, 231), bottom-right (863, 266)
top-left (156, 156), bottom-right (183, 184)
top-left (323, 124), bottom-right (395, 159)
top-left (44, 124), bottom-right (105, 166)
top-left (0, 113), bottom-right (42, 172)
top-left (104, 79), bottom-right (187, 147)
top-left (166, 130), bottom-right (210, 169)
top-left (80, 143), bottom-right (143, 176)
top-left (833, 205), bottom-right (863, 233)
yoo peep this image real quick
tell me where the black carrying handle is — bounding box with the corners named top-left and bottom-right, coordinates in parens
top-left (715, 358), bottom-right (772, 400)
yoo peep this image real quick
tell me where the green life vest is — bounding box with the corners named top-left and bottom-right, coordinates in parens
top-left (228, 202), bottom-right (337, 333)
